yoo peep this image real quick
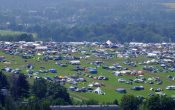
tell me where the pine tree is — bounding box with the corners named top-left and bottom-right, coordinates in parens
top-left (47, 82), bottom-right (72, 105)
top-left (32, 78), bottom-right (47, 99)
top-left (11, 74), bottom-right (29, 100)
top-left (0, 71), bottom-right (8, 89)
top-left (120, 94), bottom-right (140, 110)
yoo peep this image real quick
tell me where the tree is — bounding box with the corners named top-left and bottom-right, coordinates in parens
top-left (0, 71), bottom-right (8, 89)
top-left (32, 78), bottom-right (47, 99)
top-left (11, 74), bottom-right (29, 100)
top-left (0, 93), bottom-right (5, 107)
top-left (17, 34), bottom-right (34, 42)
top-left (143, 95), bottom-right (175, 110)
top-left (0, 106), bottom-right (3, 110)
top-left (46, 82), bottom-right (71, 105)
top-left (50, 98), bottom-right (67, 105)
top-left (113, 99), bottom-right (119, 105)
top-left (160, 96), bottom-right (175, 110)
top-left (17, 100), bottom-right (51, 110)
top-left (41, 99), bottom-right (51, 110)
top-left (4, 96), bottom-right (16, 110)
top-left (0, 71), bottom-right (9, 107)
top-left (120, 94), bottom-right (140, 110)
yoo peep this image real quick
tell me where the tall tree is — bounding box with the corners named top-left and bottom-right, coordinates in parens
top-left (160, 96), bottom-right (175, 110)
top-left (32, 78), bottom-right (47, 99)
top-left (113, 99), bottom-right (119, 105)
top-left (0, 71), bottom-right (8, 89)
top-left (4, 96), bottom-right (16, 110)
top-left (0, 106), bottom-right (3, 110)
top-left (46, 82), bottom-right (71, 105)
top-left (0, 71), bottom-right (9, 107)
top-left (11, 74), bottom-right (29, 100)
top-left (143, 95), bottom-right (175, 110)
top-left (120, 94), bottom-right (140, 110)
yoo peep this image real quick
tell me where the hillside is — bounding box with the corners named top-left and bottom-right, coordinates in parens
top-left (0, 0), bottom-right (175, 42)
top-left (0, 0), bottom-right (174, 25)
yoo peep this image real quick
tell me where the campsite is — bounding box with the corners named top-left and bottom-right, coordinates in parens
top-left (0, 41), bottom-right (175, 103)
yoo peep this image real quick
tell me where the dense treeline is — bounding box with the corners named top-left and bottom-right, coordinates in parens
top-left (0, 0), bottom-right (175, 42)
top-left (0, 33), bottom-right (34, 42)
top-left (1, 71), bottom-right (175, 110)
top-left (0, 0), bottom-right (174, 25)
top-left (24, 23), bottom-right (175, 42)
top-left (2, 22), bottom-right (175, 42)
top-left (0, 71), bottom-right (72, 110)
top-left (119, 94), bottom-right (175, 110)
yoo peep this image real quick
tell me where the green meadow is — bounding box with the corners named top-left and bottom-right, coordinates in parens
top-left (0, 48), bottom-right (175, 104)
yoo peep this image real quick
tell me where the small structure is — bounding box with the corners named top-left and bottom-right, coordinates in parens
top-left (0, 56), bottom-right (5, 62)
top-left (35, 46), bottom-right (48, 51)
top-left (106, 40), bottom-right (113, 46)
top-left (70, 60), bottom-right (80, 65)
top-left (131, 86), bottom-right (144, 91)
top-left (50, 105), bottom-right (118, 110)
top-left (49, 69), bottom-right (57, 73)
top-left (86, 67), bottom-right (97, 74)
top-left (93, 87), bottom-right (105, 95)
top-left (116, 88), bottom-right (126, 93)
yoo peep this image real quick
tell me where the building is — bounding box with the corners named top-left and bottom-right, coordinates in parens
top-left (50, 105), bottom-right (118, 110)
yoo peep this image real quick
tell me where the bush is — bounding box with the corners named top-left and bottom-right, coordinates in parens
top-left (120, 94), bottom-right (140, 110)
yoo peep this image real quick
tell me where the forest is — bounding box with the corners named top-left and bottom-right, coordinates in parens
top-left (1, 71), bottom-right (175, 110)
top-left (0, 0), bottom-right (175, 42)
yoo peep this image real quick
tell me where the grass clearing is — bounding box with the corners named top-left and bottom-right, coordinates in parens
top-left (0, 48), bottom-right (175, 104)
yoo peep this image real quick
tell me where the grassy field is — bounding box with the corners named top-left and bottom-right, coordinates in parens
top-left (0, 48), bottom-right (175, 104)
top-left (0, 30), bottom-right (37, 39)
top-left (0, 30), bottom-right (26, 36)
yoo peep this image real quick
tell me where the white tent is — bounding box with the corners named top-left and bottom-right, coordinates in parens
top-left (93, 87), bottom-right (105, 95)
top-left (70, 60), bottom-right (80, 65)
top-left (106, 40), bottom-right (113, 45)
top-left (35, 46), bottom-right (48, 50)
top-left (88, 84), bottom-right (93, 88)
top-left (147, 53), bottom-right (157, 57)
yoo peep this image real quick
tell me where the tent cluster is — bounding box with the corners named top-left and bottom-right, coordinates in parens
top-left (0, 41), bottom-right (175, 97)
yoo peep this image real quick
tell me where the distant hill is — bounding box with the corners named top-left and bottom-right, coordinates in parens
top-left (0, 0), bottom-right (175, 42)
top-left (0, 0), bottom-right (174, 25)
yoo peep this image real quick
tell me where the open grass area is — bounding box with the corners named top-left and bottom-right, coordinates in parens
top-left (0, 30), bottom-right (26, 36)
top-left (0, 48), bottom-right (175, 104)
top-left (0, 30), bottom-right (37, 39)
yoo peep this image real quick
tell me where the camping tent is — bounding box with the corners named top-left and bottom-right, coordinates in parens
top-left (49, 69), bottom-right (57, 73)
top-left (87, 67), bottom-right (97, 74)
top-left (116, 88), bottom-right (126, 93)
top-left (106, 40), bottom-right (113, 45)
top-left (93, 87), bottom-right (105, 95)
top-left (70, 60), bottom-right (80, 65)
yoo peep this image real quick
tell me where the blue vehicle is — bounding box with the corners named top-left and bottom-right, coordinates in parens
top-left (49, 69), bottom-right (57, 73)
